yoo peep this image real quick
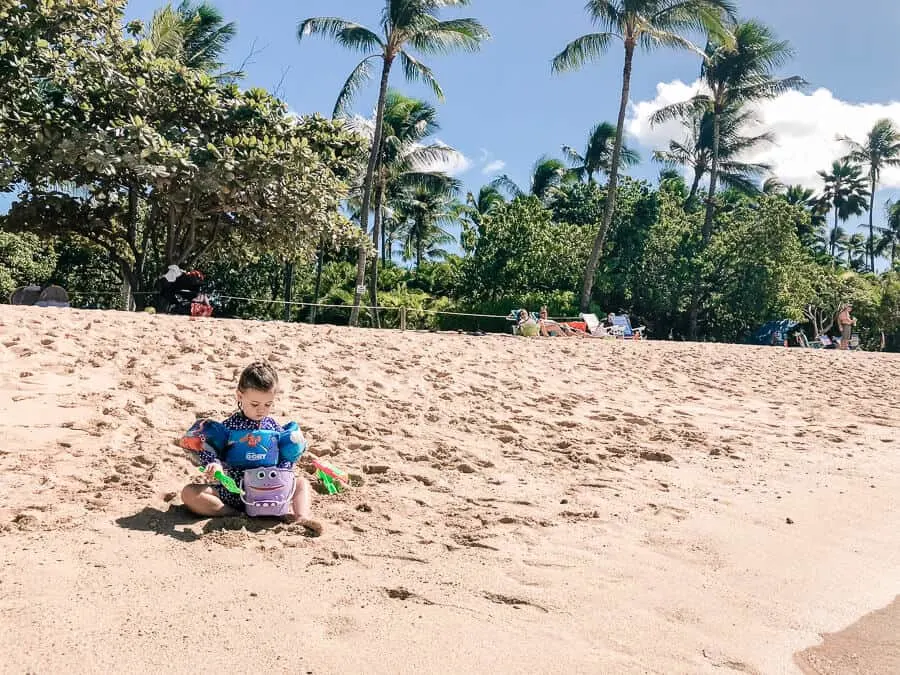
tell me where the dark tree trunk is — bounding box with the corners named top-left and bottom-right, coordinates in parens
top-left (349, 58), bottom-right (392, 327)
top-left (686, 165), bottom-right (704, 211)
top-left (369, 169), bottom-right (385, 329)
top-left (309, 239), bottom-right (324, 324)
top-left (579, 40), bottom-right (635, 312)
top-left (690, 105), bottom-right (722, 340)
top-left (868, 172), bottom-right (876, 271)
top-left (283, 262), bottom-right (294, 322)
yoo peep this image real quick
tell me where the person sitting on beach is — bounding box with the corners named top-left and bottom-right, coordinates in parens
top-left (180, 361), bottom-right (320, 533)
top-left (516, 309), bottom-right (540, 337)
top-left (538, 306), bottom-right (579, 337)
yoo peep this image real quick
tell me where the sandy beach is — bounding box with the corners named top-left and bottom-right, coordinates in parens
top-left (1, 305), bottom-right (898, 674)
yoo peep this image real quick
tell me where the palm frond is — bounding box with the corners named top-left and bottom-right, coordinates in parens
top-left (561, 145), bottom-right (584, 166)
top-left (148, 6), bottom-right (187, 61)
top-left (551, 32), bottom-right (616, 73)
top-left (297, 17), bottom-right (383, 53)
top-left (639, 25), bottom-right (705, 58)
top-left (490, 174), bottom-right (525, 199)
top-left (399, 50), bottom-right (444, 99)
top-left (333, 56), bottom-right (379, 118)
top-left (650, 96), bottom-right (710, 126)
top-left (409, 17), bottom-right (490, 54)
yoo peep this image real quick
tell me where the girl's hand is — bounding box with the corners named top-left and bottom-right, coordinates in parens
top-left (204, 463), bottom-right (224, 481)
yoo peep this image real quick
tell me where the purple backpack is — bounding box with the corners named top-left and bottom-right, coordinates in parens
top-left (240, 467), bottom-right (296, 517)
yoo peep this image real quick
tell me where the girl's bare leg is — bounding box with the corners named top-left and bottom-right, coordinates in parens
top-left (181, 484), bottom-right (238, 517)
top-left (286, 476), bottom-right (322, 535)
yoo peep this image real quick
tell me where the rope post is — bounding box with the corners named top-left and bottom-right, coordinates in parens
top-left (400, 306), bottom-right (407, 331)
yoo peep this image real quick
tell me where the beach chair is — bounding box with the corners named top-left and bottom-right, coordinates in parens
top-left (34, 285), bottom-right (69, 308)
top-left (579, 313), bottom-right (612, 337)
top-left (796, 332), bottom-right (823, 349)
top-left (9, 284), bottom-right (42, 306)
top-left (611, 314), bottom-right (645, 340)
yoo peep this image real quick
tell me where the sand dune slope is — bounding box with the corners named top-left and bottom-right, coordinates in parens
top-left (1, 306), bottom-right (898, 674)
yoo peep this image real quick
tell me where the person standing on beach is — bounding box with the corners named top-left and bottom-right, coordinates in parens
top-left (836, 303), bottom-right (856, 350)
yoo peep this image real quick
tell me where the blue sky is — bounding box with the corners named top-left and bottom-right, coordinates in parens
top-left (14, 1), bottom-right (900, 260)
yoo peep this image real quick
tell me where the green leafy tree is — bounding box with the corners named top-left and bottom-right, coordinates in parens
top-left (0, 1), bottom-right (363, 309)
top-left (840, 119), bottom-right (900, 271)
top-left (298, 0), bottom-right (489, 325)
top-left (702, 195), bottom-right (812, 339)
top-left (461, 196), bottom-right (590, 301)
top-left (552, 0), bottom-right (736, 312)
top-left (0, 231), bottom-right (58, 300)
top-left (765, 181), bottom-right (827, 250)
top-left (460, 185), bottom-right (505, 254)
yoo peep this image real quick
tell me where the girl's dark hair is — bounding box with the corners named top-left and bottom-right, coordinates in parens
top-left (238, 361), bottom-right (278, 392)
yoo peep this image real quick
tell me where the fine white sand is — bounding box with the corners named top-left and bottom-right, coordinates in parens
top-left (1, 306), bottom-right (898, 674)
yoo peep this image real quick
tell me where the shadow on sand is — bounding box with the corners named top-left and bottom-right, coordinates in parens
top-left (114, 505), bottom-right (287, 543)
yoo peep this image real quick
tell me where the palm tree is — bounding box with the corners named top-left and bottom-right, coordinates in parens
top-left (653, 21), bottom-right (804, 241)
top-left (460, 185), bottom-right (505, 254)
top-left (875, 199), bottom-right (900, 269)
top-left (845, 232), bottom-right (867, 271)
top-left (652, 20), bottom-right (805, 338)
top-left (817, 160), bottom-right (870, 260)
top-left (147, 1), bottom-right (241, 80)
top-left (492, 156), bottom-right (574, 201)
top-left (395, 185), bottom-right (461, 271)
top-left (298, 1), bottom-right (489, 325)
top-left (653, 106), bottom-right (772, 209)
top-left (840, 119), bottom-right (900, 271)
top-left (465, 185), bottom-right (505, 226)
top-left (766, 181), bottom-right (827, 247)
top-left (347, 90), bottom-right (461, 312)
top-left (562, 122), bottom-right (640, 184)
top-left (552, 0), bottom-right (736, 312)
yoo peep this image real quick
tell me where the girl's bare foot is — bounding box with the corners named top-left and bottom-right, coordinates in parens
top-left (283, 515), bottom-right (323, 537)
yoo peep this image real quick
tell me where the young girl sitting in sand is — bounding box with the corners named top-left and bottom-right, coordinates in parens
top-left (180, 361), bottom-right (320, 534)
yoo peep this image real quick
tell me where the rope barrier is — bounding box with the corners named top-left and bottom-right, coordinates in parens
top-left (38, 287), bottom-right (594, 324)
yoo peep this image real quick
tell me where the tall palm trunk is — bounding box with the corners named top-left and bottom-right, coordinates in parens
top-left (309, 237), bottom-right (324, 323)
top-left (349, 59), bottom-right (392, 327)
top-left (415, 221), bottom-right (423, 272)
top-left (686, 166), bottom-right (704, 210)
top-left (579, 40), bottom-right (634, 312)
top-left (283, 262), bottom-right (294, 322)
top-left (369, 163), bottom-right (385, 328)
top-left (867, 171), bottom-right (876, 271)
top-left (689, 108), bottom-right (722, 339)
top-left (830, 209), bottom-right (838, 258)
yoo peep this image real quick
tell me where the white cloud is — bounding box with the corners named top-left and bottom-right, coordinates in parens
top-left (482, 159), bottom-right (506, 175)
top-left (344, 118), bottom-right (472, 176)
top-left (627, 80), bottom-right (900, 190)
top-left (414, 138), bottom-right (472, 176)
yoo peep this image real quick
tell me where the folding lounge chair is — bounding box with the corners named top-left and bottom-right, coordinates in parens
top-left (611, 314), bottom-right (645, 340)
top-left (579, 313), bottom-right (620, 337)
top-left (34, 285), bottom-right (70, 308)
